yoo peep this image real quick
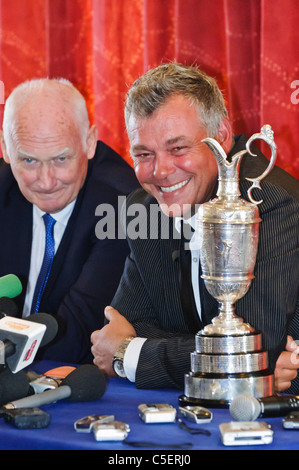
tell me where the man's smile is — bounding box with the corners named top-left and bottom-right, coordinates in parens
top-left (159, 177), bottom-right (191, 193)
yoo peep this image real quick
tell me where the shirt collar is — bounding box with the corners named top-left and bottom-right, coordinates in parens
top-left (34, 199), bottom-right (76, 228)
top-left (174, 213), bottom-right (197, 234)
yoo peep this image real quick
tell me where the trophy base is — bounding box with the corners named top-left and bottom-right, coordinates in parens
top-left (181, 328), bottom-right (275, 408)
top-left (180, 369), bottom-right (274, 408)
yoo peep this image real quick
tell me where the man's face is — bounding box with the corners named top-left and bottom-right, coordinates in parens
top-left (127, 94), bottom-right (231, 218)
top-left (2, 98), bottom-right (96, 214)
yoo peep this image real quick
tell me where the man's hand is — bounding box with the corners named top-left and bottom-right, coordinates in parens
top-left (90, 306), bottom-right (136, 377)
top-left (274, 335), bottom-right (299, 392)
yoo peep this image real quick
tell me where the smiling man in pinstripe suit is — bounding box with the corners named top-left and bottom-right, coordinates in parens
top-left (91, 63), bottom-right (299, 392)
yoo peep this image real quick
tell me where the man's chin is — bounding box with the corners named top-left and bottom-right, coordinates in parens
top-left (33, 199), bottom-right (65, 214)
top-left (158, 202), bottom-right (193, 219)
top-left (37, 206), bottom-right (61, 214)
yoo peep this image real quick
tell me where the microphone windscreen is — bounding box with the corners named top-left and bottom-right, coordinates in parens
top-left (61, 364), bottom-right (106, 402)
top-left (26, 313), bottom-right (58, 347)
top-left (0, 298), bottom-right (18, 317)
top-left (0, 368), bottom-right (30, 406)
top-left (0, 275), bottom-right (22, 299)
top-left (230, 394), bottom-right (261, 421)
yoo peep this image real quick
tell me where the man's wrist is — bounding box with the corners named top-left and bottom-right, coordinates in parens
top-left (112, 337), bottom-right (135, 378)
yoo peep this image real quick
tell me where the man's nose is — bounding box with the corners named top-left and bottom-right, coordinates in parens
top-left (37, 164), bottom-right (56, 189)
top-left (153, 154), bottom-right (175, 179)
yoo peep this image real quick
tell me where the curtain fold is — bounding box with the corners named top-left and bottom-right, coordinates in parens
top-left (0, 0), bottom-right (298, 178)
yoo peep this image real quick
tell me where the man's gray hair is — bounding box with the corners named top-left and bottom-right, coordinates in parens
top-left (2, 78), bottom-right (90, 147)
top-left (125, 62), bottom-right (228, 137)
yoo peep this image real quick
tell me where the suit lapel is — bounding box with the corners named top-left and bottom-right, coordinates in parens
top-left (3, 190), bottom-right (33, 316)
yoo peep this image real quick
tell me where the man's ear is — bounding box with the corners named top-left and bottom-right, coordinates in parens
top-left (0, 131), bottom-right (10, 164)
top-left (86, 124), bottom-right (98, 160)
top-left (216, 118), bottom-right (233, 154)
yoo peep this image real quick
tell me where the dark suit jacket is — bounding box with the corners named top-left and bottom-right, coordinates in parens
top-left (112, 135), bottom-right (299, 390)
top-left (0, 141), bottom-right (139, 363)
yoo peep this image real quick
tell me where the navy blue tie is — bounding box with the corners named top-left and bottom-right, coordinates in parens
top-left (31, 213), bottom-right (56, 314)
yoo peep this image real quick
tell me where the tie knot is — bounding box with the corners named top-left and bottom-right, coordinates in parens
top-left (43, 213), bottom-right (56, 231)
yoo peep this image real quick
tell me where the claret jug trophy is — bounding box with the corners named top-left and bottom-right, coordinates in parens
top-left (180, 125), bottom-right (277, 407)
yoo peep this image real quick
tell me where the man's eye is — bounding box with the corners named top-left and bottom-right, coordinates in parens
top-left (23, 158), bottom-right (35, 164)
top-left (54, 156), bottom-right (69, 165)
top-left (133, 152), bottom-right (152, 160)
top-left (172, 146), bottom-right (187, 153)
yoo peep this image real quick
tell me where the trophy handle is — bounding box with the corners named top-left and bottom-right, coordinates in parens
top-left (245, 124), bottom-right (277, 204)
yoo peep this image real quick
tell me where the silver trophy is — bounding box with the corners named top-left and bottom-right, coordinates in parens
top-left (180, 125), bottom-right (277, 407)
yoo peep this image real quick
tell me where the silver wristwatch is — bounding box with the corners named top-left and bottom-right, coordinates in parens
top-left (112, 337), bottom-right (135, 378)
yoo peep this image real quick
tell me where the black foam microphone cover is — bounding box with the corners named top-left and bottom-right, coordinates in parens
top-left (61, 364), bottom-right (106, 402)
top-left (26, 312), bottom-right (59, 347)
top-left (0, 368), bottom-right (30, 406)
top-left (0, 298), bottom-right (18, 318)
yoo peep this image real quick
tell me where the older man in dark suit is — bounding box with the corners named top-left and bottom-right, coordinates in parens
top-left (91, 63), bottom-right (299, 392)
top-left (0, 78), bottom-right (139, 363)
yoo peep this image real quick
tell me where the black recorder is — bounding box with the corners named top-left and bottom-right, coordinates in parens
top-left (3, 407), bottom-right (51, 429)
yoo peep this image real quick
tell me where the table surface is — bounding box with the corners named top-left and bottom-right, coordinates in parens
top-left (0, 360), bottom-right (298, 451)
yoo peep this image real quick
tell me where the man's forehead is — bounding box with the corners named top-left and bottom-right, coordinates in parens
top-left (9, 105), bottom-right (81, 145)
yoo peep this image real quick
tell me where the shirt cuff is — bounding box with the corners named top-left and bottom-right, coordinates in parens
top-left (123, 337), bottom-right (147, 382)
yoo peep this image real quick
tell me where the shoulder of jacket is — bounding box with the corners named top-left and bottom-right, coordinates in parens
top-left (126, 188), bottom-right (157, 207)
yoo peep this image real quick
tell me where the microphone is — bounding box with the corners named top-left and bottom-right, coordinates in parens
top-left (230, 393), bottom-right (299, 421)
top-left (0, 312), bottom-right (58, 373)
top-left (0, 274), bottom-right (22, 299)
top-left (2, 364), bottom-right (106, 409)
top-left (0, 298), bottom-right (18, 318)
top-left (0, 368), bottom-right (30, 406)
top-left (27, 365), bottom-right (76, 394)
top-left (25, 312), bottom-right (58, 348)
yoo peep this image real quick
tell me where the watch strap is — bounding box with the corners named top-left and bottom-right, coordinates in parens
top-left (115, 336), bottom-right (135, 359)
top-left (112, 336), bottom-right (135, 377)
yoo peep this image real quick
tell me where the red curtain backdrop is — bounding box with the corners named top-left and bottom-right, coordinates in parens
top-left (0, 0), bottom-right (298, 179)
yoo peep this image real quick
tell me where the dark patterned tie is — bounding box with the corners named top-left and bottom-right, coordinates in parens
top-left (30, 213), bottom-right (56, 314)
top-left (179, 221), bottom-right (202, 332)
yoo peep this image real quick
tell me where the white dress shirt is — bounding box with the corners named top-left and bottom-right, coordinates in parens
top-left (22, 200), bottom-right (76, 317)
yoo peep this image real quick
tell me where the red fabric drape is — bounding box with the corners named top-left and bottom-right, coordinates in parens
top-left (0, 0), bottom-right (298, 179)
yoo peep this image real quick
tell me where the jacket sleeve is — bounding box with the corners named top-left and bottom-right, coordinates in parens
top-left (111, 191), bottom-right (195, 389)
top-left (112, 247), bottom-right (195, 389)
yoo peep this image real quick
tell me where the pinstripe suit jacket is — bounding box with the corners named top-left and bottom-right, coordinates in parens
top-left (112, 135), bottom-right (299, 390)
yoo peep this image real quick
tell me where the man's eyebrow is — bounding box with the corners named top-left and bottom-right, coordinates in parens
top-left (165, 136), bottom-right (190, 145)
top-left (131, 144), bottom-right (149, 151)
top-left (17, 148), bottom-right (71, 159)
top-left (131, 136), bottom-right (189, 151)
top-left (51, 148), bottom-right (72, 158)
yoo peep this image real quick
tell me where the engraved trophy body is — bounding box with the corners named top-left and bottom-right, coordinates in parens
top-left (180, 125), bottom-right (277, 407)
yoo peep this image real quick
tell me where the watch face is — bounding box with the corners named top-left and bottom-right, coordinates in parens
top-left (113, 359), bottom-right (126, 378)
